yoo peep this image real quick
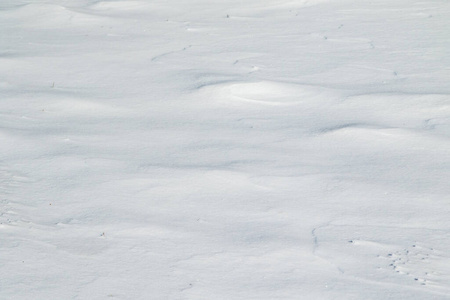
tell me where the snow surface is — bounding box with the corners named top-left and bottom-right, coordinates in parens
top-left (1, 0), bottom-right (450, 299)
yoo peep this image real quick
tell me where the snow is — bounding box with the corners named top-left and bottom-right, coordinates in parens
top-left (1, 0), bottom-right (450, 299)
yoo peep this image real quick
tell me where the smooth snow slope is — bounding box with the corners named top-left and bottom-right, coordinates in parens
top-left (1, 0), bottom-right (450, 299)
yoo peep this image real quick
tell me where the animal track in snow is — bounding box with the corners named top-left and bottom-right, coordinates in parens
top-left (313, 224), bottom-right (450, 293)
top-left (383, 243), bottom-right (449, 288)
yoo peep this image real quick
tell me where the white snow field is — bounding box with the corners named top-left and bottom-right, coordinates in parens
top-left (1, 0), bottom-right (450, 299)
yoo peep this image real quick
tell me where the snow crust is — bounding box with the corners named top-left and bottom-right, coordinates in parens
top-left (1, 0), bottom-right (450, 299)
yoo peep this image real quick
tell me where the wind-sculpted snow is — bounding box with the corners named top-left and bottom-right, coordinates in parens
top-left (197, 81), bottom-right (339, 106)
top-left (1, 0), bottom-right (449, 299)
